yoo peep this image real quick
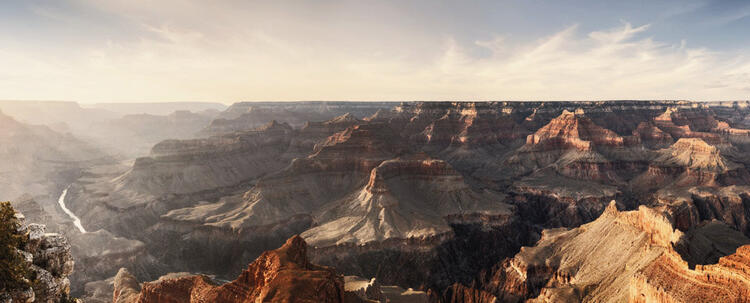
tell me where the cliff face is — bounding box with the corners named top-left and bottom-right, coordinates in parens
top-left (65, 101), bottom-right (750, 298)
top-left (630, 245), bottom-right (750, 303)
top-left (632, 138), bottom-right (749, 191)
top-left (442, 201), bottom-right (750, 303)
top-left (524, 109), bottom-right (624, 151)
top-left (119, 120), bottom-right (297, 196)
top-left (2, 211), bottom-right (76, 303)
top-left (301, 155), bottom-right (513, 248)
top-left (113, 236), bottom-right (345, 303)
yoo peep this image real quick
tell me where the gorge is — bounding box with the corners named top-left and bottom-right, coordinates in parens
top-left (57, 187), bottom-right (86, 233)
top-left (4, 100), bottom-right (750, 302)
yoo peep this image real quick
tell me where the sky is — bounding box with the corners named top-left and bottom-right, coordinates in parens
top-left (0, 0), bottom-right (749, 103)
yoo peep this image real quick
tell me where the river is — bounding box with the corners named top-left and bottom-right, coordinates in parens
top-left (57, 186), bottom-right (87, 233)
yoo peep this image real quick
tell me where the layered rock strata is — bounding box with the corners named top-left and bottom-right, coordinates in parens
top-left (64, 101), bottom-right (750, 298)
top-left (440, 201), bottom-right (750, 303)
top-left (112, 236), bottom-right (345, 303)
top-left (630, 245), bottom-right (750, 302)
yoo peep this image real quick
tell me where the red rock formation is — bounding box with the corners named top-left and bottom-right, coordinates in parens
top-left (630, 246), bottom-right (750, 303)
top-left (114, 236), bottom-right (345, 303)
top-left (632, 138), bottom-right (749, 190)
top-left (113, 268), bottom-right (141, 303)
top-left (458, 201), bottom-right (750, 303)
top-left (524, 109), bottom-right (624, 151)
top-left (505, 109), bottom-right (631, 185)
top-left (69, 101), bottom-right (750, 300)
top-left (631, 121), bottom-right (674, 148)
top-left (411, 102), bottom-right (527, 150)
top-left (301, 154), bottom-right (512, 248)
top-left (655, 186), bottom-right (750, 238)
top-left (653, 107), bottom-right (724, 145)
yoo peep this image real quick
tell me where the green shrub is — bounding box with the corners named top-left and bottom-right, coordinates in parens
top-left (0, 201), bottom-right (32, 292)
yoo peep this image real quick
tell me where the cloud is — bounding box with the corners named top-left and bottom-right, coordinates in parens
top-left (0, 1), bottom-right (748, 102)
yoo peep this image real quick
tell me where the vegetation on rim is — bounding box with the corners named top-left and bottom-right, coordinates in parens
top-left (0, 201), bottom-right (32, 292)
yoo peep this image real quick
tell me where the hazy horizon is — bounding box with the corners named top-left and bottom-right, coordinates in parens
top-left (1, 0), bottom-right (749, 103)
top-left (3, 99), bottom-right (750, 106)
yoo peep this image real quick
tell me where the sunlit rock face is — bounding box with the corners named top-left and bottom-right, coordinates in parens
top-left (112, 236), bottom-right (346, 303)
top-left (632, 138), bottom-right (750, 191)
top-left (524, 109), bottom-right (624, 151)
top-left (63, 101), bottom-right (750, 298)
top-left (301, 154), bottom-right (512, 248)
top-left (630, 245), bottom-right (750, 303)
top-left (444, 201), bottom-right (750, 303)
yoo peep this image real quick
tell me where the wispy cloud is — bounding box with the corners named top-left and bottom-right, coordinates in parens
top-left (0, 1), bottom-right (748, 102)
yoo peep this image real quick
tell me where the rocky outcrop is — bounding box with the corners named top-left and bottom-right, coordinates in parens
top-left (524, 109), bottom-right (624, 151)
top-left (630, 245), bottom-right (750, 302)
top-left (68, 229), bottom-right (163, 298)
top-left (301, 154), bottom-right (512, 247)
top-left (654, 186), bottom-right (750, 237)
top-left (2, 212), bottom-right (76, 303)
top-left (631, 121), bottom-right (674, 148)
top-left (652, 107), bottom-right (724, 145)
top-left (509, 174), bottom-right (621, 227)
top-left (654, 138), bottom-right (737, 171)
top-left (487, 202), bottom-right (682, 302)
top-left (112, 269), bottom-right (140, 303)
top-left (63, 101), bottom-right (750, 300)
top-left (632, 138), bottom-right (750, 190)
top-left (451, 201), bottom-right (750, 303)
top-left (502, 110), bottom-right (636, 227)
top-left (505, 109), bottom-right (639, 186)
top-left (113, 236), bottom-right (345, 303)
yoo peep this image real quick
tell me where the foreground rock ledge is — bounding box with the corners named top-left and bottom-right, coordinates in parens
top-left (113, 235), bottom-right (345, 303)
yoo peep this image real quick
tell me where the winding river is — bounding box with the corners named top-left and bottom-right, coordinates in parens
top-left (57, 186), bottom-right (87, 233)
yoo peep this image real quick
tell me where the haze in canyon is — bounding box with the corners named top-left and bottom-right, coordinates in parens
top-left (3, 1), bottom-right (750, 303)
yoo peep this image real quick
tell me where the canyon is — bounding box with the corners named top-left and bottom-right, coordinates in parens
top-left (3, 100), bottom-right (750, 302)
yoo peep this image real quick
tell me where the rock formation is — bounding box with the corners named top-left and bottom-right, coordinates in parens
top-left (1, 209), bottom-right (76, 303)
top-left (112, 235), bottom-right (345, 303)
top-left (60, 100), bottom-right (750, 299)
top-left (441, 201), bottom-right (750, 302)
top-left (301, 154), bottom-right (512, 247)
top-left (120, 120), bottom-right (297, 196)
top-left (630, 244), bottom-right (750, 302)
top-left (632, 138), bottom-right (749, 190)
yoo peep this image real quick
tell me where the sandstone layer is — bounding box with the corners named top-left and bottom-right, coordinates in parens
top-left (62, 101), bottom-right (750, 298)
top-left (113, 236), bottom-right (345, 303)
